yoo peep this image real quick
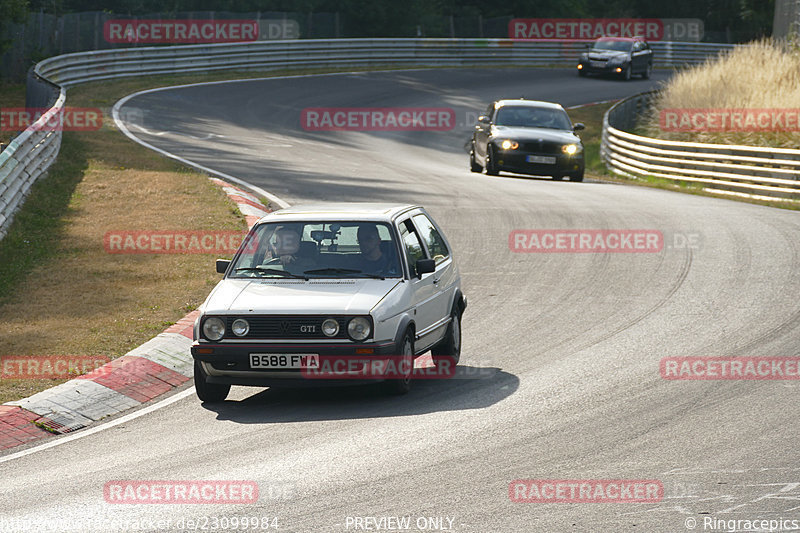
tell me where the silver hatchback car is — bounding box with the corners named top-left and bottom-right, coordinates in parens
top-left (191, 203), bottom-right (466, 402)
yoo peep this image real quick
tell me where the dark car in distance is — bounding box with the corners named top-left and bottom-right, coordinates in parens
top-left (577, 36), bottom-right (653, 80)
top-left (469, 99), bottom-right (585, 181)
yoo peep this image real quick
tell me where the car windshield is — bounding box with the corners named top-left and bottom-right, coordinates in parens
top-left (493, 106), bottom-right (573, 130)
top-left (592, 39), bottom-right (633, 52)
top-left (229, 221), bottom-right (402, 279)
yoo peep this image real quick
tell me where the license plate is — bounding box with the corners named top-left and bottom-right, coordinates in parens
top-left (250, 353), bottom-right (319, 369)
top-left (590, 60), bottom-right (605, 67)
top-left (526, 155), bottom-right (556, 164)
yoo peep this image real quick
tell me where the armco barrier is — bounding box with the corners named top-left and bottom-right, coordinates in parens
top-left (601, 91), bottom-right (800, 201)
top-left (0, 38), bottom-right (735, 240)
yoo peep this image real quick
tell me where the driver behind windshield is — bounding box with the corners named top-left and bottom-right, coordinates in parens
top-left (271, 225), bottom-right (315, 273)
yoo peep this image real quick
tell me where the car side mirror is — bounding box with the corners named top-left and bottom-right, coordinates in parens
top-left (216, 259), bottom-right (231, 274)
top-left (415, 258), bottom-right (436, 277)
top-left (573, 123), bottom-right (585, 131)
top-left (478, 115), bottom-right (491, 125)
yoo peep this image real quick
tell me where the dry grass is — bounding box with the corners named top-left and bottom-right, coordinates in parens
top-left (0, 79), bottom-right (250, 404)
top-left (645, 39), bottom-right (800, 148)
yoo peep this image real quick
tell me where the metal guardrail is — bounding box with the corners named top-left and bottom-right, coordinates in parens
top-left (0, 38), bottom-right (736, 240)
top-left (601, 91), bottom-right (800, 201)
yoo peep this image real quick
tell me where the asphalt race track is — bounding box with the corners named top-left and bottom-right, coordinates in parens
top-left (3, 68), bottom-right (800, 532)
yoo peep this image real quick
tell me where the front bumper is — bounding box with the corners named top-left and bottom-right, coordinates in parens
top-left (192, 340), bottom-right (403, 387)
top-left (494, 151), bottom-right (584, 177)
top-left (578, 62), bottom-right (628, 75)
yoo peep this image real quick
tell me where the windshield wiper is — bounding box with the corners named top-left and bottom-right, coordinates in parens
top-left (303, 267), bottom-right (385, 280)
top-left (234, 267), bottom-right (309, 279)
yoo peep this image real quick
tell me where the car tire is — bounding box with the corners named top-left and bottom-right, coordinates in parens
top-left (194, 360), bottom-right (230, 403)
top-left (622, 64), bottom-right (631, 81)
top-left (642, 62), bottom-right (652, 79)
top-left (569, 171), bottom-right (584, 182)
top-left (485, 145), bottom-right (500, 176)
top-left (384, 331), bottom-right (414, 395)
top-left (431, 310), bottom-right (461, 368)
top-left (578, 68), bottom-right (587, 77)
top-left (469, 143), bottom-right (482, 173)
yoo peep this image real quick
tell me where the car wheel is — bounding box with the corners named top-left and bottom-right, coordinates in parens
top-left (194, 360), bottom-right (230, 403)
top-left (622, 65), bottom-right (631, 81)
top-left (469, 143), bottom-right (482, 173)
top-left (569, 171), bottom-right (584, 182)
top-left (485, 145), bottom-right (500, 176)
top-left (642, 62), bottom-right (652, 79)
top-left (431, 309), bottom-right (461, 368)
top-left (384, 331), bottom-right (414, 395)
top-left (578, 68), bottom-right (587, 77)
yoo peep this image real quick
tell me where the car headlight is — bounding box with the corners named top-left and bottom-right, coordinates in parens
top-left (500, 139), bottom-right (519, 150)
top-left (231, 318), bottom-right (249, 337)
top-left (322, 318), bottom-right (340, 337)
top-left (609, 56), bottom-right (627, 65)
top-left (202, 317), bottom-right (225, 341)
top-left (347, 317), bottom-right (371, 341)
top-left (562, 144), bottom-right (582, 155)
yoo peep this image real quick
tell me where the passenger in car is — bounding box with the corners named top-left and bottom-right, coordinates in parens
top-left (357, 224), bottom-right (396, 275)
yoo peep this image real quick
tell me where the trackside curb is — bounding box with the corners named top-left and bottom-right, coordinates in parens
top-left (0, 178), bottom-right (271, 451)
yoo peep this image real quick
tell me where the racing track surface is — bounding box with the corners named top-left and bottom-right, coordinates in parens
top-left (3, 68), bottom-right (800, 532)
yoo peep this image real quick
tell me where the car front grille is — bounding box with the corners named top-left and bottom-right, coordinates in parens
top-left (223, 315), bottom-right (351, 340)
top-left (519, 140), bottom-right (565, 155)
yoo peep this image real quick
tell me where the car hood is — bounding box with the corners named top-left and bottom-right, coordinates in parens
top-left (202, 278), bottom-right (402, 315)
top-left (587, 50), bottom-right (629, 59)
top-left (491, 126), bottom-right (580, 143)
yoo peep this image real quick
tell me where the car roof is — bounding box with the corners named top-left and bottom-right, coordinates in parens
top-left (257, 203), bottom-right (421, 223)
top-left (495, 99), bottom-right (564, 110)
top-left (595, 36), bottom-right (638, 42)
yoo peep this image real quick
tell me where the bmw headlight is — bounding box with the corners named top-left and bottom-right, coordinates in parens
top-left (562, 144), bottom-right (582, 155)
top-left (347, 317), bottom-right (371, 341)
top-left (231, 318), bottom-right (249, 337)
top-left (500, 139), bottom-right (519, 150)
top-left (202, 317), bottom-right (225, 341)
top-left (322, 318), bottom-right (340, 337)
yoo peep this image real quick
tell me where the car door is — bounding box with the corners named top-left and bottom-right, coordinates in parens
top-left (397, 217), bottom-right (439, 351)
top-left (632, 41), bottom-right (646, 72)
top-left (473, 102), bottom-right (495, 159)
top-left (411, 213), bottom-right (455, 348)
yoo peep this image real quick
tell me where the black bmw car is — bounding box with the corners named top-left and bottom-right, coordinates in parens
top-left (470, 99), bottom-right (585, 181)
top-left (577, 37), bottom-right (653, 80)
